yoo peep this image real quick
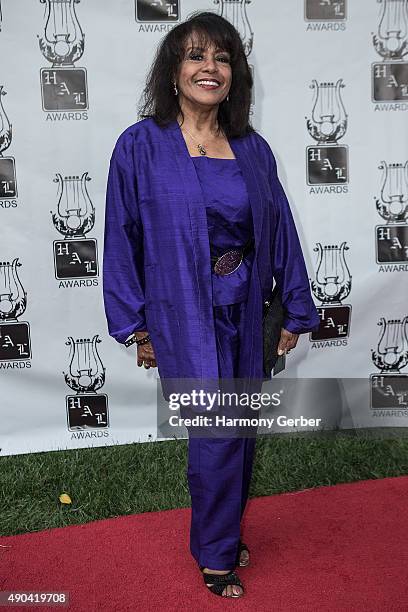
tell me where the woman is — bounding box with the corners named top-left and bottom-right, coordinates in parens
top-left (103, 11), bottom-right (320, 598)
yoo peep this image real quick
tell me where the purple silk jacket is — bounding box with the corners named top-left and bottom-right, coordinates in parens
top-left (103, 117), bottom-right (320, 391)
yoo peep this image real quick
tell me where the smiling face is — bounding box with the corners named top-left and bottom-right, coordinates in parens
top-left (175, 32), bottom-right (232, 109)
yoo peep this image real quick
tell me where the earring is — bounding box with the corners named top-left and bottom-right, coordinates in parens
top-left (226, 94), bottom-right (230, 102)
top-left (173, 81), bottom-right (178, 96)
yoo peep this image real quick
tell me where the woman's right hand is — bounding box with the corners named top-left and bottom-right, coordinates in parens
top-left (134, 331), bottom-right (157, 369)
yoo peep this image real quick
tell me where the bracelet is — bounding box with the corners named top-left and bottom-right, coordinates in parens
top-left (124, 333), bottom-right (151, 348)
top-left (136, 334), bottom-right (151, 346)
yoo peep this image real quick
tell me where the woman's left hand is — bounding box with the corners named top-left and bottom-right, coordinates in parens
top-left (277, 328), bottom-right (299, 355)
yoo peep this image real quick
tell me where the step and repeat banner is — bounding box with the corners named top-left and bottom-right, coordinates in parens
top-left (1, 0), bottom-right (407, 456)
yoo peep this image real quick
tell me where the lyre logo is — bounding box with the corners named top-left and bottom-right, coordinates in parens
top-left (64, 335), bottom-right (109, 432)
top-left (51, 172), bottom-right (95, 238)
top-left (38, 0), bottom-right (89, 116)
top-left (311, 242), bottom-right (352, 305)
top-left (50, 172), bottom-right (99, 283)
top-left (309, 242), bottom-right (352, 345)
top-left (375, 160), bottom-right (408, 267)
top-left (64, 335), bottom-right (105, 393)
top-left (38, 0), bottom-right (84, 66)
top-left (370, 317), bottom-right (408, 413)
top-left (0, 259), bottom-right (27, 322)
top-left (0, 86), bottom-right (18, 205)
top-left (373, 0), bottom-right (408, 60)
top-left (372, 317), bottom-right (408, 373)
top-left (306, 79), bottom-right (349, 190)
top-left (0, 258), bottom-right (32, 362)
top-left (306, 79), bottom-right (347, 144)
top-left (371, 0), bottom-right (408, 106)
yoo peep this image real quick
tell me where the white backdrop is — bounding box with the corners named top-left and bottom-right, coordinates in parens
top-left (1, 0), bottom-right (407, 456)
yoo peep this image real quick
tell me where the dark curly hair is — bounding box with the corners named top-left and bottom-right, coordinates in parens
top-left (138, 11), bottom-right (255, 138)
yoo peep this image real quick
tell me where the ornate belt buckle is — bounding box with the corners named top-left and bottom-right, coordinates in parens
top-left (213, 249), bottom-right (243, 276)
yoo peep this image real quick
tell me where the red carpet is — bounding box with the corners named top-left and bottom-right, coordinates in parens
top-left (1, 476), bottom-right (407, 611)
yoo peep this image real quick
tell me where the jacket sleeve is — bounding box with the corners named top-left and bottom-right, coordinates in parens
top-left (262, 138), bottom-right (320, 334)
top-left (102, 139), bottom-right (147, 344)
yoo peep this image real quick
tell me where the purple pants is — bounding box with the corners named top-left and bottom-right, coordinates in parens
top-left (186, 301), bottom-right (257, 570)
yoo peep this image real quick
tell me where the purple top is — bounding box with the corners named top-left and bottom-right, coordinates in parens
top-left (191, 156), bottom-right (255, 306)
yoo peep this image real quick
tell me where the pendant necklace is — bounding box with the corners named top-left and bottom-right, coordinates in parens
top-left (181, 124), bottom-right (221, 156)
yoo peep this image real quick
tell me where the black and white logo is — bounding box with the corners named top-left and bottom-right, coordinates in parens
top-left (0, 258), bottom-right (32, 363)
top-left (375, 160), bottom-right (408, 270)
top-left (370, 317), bottom-right (408, 414)
top-left (64, 334), bottom-right (109, 432)
top-left (371, 0), bottom-right (408, 108)
top-left (50, 171), bottom-right (99, 285)
top-left (38, 0), bottom-right (88, 117)
top-left (306, 79), bottom-right (348, 191)
top-left (309, 242), bottom-right (352, 347)
top-left (0, 86), bottom-right (18, 208)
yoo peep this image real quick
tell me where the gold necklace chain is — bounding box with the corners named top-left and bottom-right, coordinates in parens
top-left (181, 124), bottom-right (221, 156)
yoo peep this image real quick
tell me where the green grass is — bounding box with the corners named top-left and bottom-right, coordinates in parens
top-left (1, 430), bottom-right (408, 536)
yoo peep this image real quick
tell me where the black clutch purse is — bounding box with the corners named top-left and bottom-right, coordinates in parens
top-left (263, 285), bottom-right (285, 376)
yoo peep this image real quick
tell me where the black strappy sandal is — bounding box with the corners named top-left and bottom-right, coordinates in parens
top-left (199, 565), bottom-right (244, 598)
top-left (236, 539), bottom-right (250, 567)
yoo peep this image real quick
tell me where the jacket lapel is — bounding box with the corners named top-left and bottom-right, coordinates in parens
top-left (229, 135), bottom-right (264, 261)
top-left (165, 120), bottom-right (218, 379)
